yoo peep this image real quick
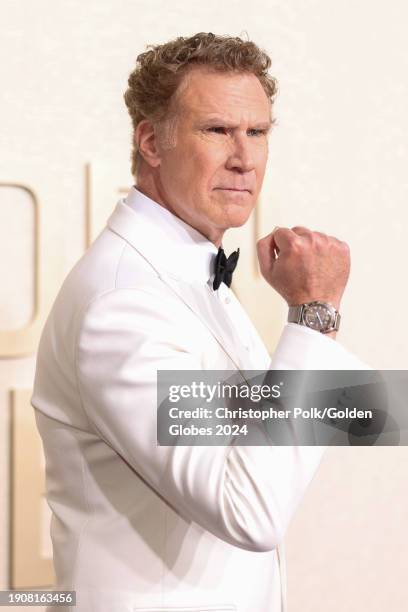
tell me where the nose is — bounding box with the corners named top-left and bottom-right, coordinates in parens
top-left (225, 133), bottom-right (255, 173)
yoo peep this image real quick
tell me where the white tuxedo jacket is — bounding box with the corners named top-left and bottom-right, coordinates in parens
top-left (32, 187), bottom-right (366, 612)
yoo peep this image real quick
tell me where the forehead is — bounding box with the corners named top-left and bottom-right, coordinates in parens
top-left (173, 66), bottom-right (272, 122)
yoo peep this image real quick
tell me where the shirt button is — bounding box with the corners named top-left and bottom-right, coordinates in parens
top-left (224, 297), bottom-right (231, 305)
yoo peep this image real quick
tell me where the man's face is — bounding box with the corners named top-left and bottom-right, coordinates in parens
top-left (153, 66), bottom-right (273, 245)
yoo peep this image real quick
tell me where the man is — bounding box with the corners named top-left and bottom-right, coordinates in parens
top-left (32, 33), bottom-right (366, 612)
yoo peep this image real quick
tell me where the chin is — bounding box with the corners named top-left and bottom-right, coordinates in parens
top-left (227, 215), bottom-right (251, 229)
top-left (207, 192), bottom-right (256, 228)
top-left (221, 207), bottom-right (253, 229)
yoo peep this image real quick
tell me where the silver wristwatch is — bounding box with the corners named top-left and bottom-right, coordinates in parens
top-left (288, 301), bottom-right (341, 334)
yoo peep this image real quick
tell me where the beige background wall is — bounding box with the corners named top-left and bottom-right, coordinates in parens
top-left (1, 1), bottom-right (407, 610)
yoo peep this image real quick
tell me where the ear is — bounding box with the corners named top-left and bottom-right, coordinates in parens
top-left (134, 119), bottom-right (161, 168)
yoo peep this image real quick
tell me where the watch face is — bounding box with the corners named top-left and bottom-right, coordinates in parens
top-left (302, 303), bottom-right (334, 331)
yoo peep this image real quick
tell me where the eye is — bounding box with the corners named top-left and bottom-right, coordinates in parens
top-left (247, 128), bottom-right (268, 137)
top-left (206, 126), bottom-right (227, 134)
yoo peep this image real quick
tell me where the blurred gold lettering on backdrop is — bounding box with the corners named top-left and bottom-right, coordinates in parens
top-left (10, 389), bottom-right (55, 588)
top-left (0, 183), bottom-right (41, 357)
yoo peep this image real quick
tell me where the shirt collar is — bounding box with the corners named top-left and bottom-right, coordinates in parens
top-left (123, 186), bottom-right (220, 285)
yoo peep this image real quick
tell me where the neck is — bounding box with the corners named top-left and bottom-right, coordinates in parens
top-left (135, 168), bottom-right (224, 248)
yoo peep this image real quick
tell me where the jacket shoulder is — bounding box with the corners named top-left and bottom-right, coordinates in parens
top-left (36, 228), bottom-right (171, 367)
top-left (55, 227), bottom-right (165, 315)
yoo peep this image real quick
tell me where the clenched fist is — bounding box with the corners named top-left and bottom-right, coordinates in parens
top-left (256, 226), bottom-right (351, 310)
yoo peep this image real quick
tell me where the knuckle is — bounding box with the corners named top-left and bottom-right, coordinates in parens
top-left (289, 237), bottom-right (304, 253)
top-left (329, 235), bottom-right (349, 250)
top-left (291, 225), bottom-right (311, 236)
top-left (256, 234), bottom-right (268, 248)
top-left (308, 232), bottom-right (325, 251)
top-left (336, 239), bottom-right (350, 256)
top-left (314, 231), bottom-right (329, 243)
top-left (279, 229), bottom-right (297, 246)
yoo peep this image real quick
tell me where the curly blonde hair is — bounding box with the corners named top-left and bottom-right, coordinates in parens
top-left (124, 32), bottom-right (278, 177)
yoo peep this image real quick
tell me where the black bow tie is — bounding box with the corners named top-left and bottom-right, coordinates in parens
top-left (212, 246), bottom-right (240, 290)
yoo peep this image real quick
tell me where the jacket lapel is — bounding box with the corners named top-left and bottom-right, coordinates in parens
top-left (159, 273), bottom-right (252, 371)
top-left (107, 201), bottom-right (247, 372)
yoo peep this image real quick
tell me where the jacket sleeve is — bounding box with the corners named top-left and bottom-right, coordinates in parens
top-left (269, 321), bottom-right (369, 370)
top-left (75, 287), bottom-right (369, 553)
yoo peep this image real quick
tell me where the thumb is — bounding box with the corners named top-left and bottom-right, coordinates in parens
top-left (256, 227), bottom-right (280, 275)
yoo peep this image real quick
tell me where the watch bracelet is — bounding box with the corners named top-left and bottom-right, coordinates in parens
top-left (287, 303), bottom-right (340, 333)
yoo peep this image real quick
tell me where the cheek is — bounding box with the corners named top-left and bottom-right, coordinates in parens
top-left (185, 146), bottom-right (225, 184)
top-left (253, 140), bottom-right (269, 162)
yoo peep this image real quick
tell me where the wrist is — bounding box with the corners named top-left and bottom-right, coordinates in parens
top-left (287, 297), bottom-right (342, 310)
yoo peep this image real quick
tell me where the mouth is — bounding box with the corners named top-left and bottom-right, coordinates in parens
top-left (214, 188), bottom-right (252, 194)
